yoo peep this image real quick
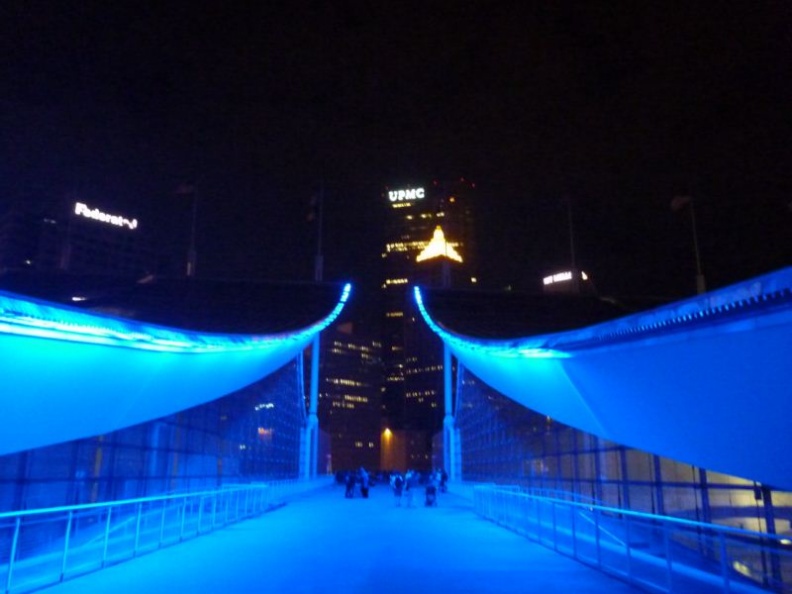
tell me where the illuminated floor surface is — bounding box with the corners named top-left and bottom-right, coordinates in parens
top-left (40, 485), bottom-right (642, 594)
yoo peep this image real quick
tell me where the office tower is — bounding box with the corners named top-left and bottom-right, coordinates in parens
top-left (0, 196), bottom-right (156, 277)
top-left (380, 178), bottom-right (476, 469)
top-left (317, 320), bottom-right (383, 472)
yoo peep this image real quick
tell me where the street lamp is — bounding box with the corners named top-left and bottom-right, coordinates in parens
top-left (564, 197), bottom-right (580, 294)
top-left (176, 182), bottom-right (199, 278)
top-left (671, 195), bottom-right (706, 294)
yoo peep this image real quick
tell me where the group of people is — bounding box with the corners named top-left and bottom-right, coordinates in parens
top-left (389, 468), bottom-right (447, 507)
top-left (343, 466), bottom-right (370, 498)
top-left (341, 467), bottom-right (448, 505)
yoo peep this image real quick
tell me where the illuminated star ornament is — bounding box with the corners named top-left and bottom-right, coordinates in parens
top-left (416, 226), bottom-right (463, 263)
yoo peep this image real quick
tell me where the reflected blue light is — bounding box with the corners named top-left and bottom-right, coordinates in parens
top-left (413, 270), bottom-right (792, 491)
top-left (413, 286), bottom-right (569, 359)
top-left (0, 282), bottom-right (352, 354)
top-left (0, 282), bottom-right (353, 455)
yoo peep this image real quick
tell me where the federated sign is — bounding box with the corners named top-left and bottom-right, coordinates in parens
top-left (388, 188), bottom-right (425, 202)
top-left (74, 202), bottom-right (138, 230)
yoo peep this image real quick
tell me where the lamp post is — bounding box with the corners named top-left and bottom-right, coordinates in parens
top-left (563, 197), bottom-right (580, 294)
top-left (186, 192), bottom-right (198, 278)
top-left (672, 195), bottom-right (706, 294)
top-left (313, 183), bottom-right (324, 282)
top-left (175, 182), bottom-right (199, 278)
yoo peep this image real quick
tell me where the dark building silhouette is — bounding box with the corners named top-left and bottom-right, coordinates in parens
top-left (0, 195), bottom-right (157, 278)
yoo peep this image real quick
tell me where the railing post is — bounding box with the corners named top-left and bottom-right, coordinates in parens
top-left (133, 503), bottom-right (143, 556)
top-left (594, 507), bottom-right (602, 569)
top-left (197, 496), bottom-right (204, 535)
top-left (211, 495), bottom-right (217, 530)
top-left (158, 501), bottom-right (167, 547)
top-left (101, 507), bottom-right (113, 567)
top-left (179, 497), bottom-right (187, 541)
top-left (6, 516), bottom-right (21, 593)
top-left (571, 506), bottom-right (578, 560)
top-left (61, 510), bottom-right (74, 581)
top-left (719, 532), bottom-right (731, 593)
top-left (663, 523), bottom-right (673, 592)
top-left (625, 513), bottom-right (633, 580)
top-left (552, 501), bottom-right (558, 551)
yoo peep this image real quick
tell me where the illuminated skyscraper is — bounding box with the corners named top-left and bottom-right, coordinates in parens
top-left (380, 179), bottom-right (476, 469)
top-left (316, 321), bottom-right (383, 472)
top-left (0, 196), bottom-right (156, 277)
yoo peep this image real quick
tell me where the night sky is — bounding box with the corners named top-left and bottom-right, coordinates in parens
top-left (2, 2), bottom-right (790, 299)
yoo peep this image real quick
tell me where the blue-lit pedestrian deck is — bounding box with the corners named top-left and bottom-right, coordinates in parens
top-left (37, 484), bottom-right (643, 594)
top-left (3, 269), bottom-right (791, 592)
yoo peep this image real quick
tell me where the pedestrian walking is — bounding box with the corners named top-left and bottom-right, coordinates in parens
top-left (390, 472), bottom-right (404, 506)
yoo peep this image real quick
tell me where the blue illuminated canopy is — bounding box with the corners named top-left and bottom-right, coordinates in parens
top-left (0, 279), bottom-right (351, 456)
top-left (416, 268), bottom-right (792, 491)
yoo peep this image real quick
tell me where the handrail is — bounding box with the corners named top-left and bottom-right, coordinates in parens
top-left (0, 477), bottom-right (332, 594)
top-left (474, 484), bottom-right (791, 593)
top-left (0, 483), bottom-right (262, 520)
top-left (485, 486), bottom-right (791, 546)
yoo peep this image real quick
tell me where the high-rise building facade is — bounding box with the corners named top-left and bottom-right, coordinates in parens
top-left (380, 178), bottom-right (476, 469)
top-left (316, 321), bottom-right (383, 472)
top-left (0, 196), bottom-right (157, 277)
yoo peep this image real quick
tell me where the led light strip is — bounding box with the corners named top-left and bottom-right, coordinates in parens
top-left (413, 286), bottom-right (569, 359)
top-left (0, 283), bottom-right (351, 354)
top-left (414, 266), bottom-right (792, 357)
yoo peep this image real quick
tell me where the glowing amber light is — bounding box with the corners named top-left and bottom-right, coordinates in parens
top-left (416, 226), bottom-right (463, 263)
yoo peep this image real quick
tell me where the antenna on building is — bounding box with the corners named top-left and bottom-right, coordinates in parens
top-left (564, 196), bottom-right (579, 294)
top-left (311, 182), bottom-right (325, 282)
top-left (176, 182), bottom-right (199, 278)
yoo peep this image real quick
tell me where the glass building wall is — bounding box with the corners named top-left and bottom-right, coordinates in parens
top-left (455, 365), bottom-right (792, 536)
top-left (0, 359), bottom-right (306, 512)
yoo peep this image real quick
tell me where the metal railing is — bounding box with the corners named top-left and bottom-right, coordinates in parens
top-left (0, 477), bottom-right (332, 594)
top-left (474, 485), bottom-right (792, 594)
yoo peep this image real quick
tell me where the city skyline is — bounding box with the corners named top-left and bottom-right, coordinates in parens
top-left (1, 3), bottom-right (789, 298)
top-left (1, 4), bottom-right (790, 583)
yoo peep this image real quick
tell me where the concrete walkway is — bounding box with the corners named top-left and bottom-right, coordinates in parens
top-left (41, 483), bottom-right (644, 593)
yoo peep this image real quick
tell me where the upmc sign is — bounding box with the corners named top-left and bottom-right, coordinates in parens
top-left (388, 188), bottom-right (425, 202)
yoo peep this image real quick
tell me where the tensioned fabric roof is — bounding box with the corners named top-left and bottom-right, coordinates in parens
top-left (0, 272), bottom-right (351, 455)
top-left (416, 267), bottom-right (792, 491)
